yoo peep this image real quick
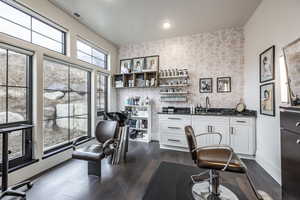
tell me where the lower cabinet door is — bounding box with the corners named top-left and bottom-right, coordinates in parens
top-left (230, 125), bottom-right (250, 154)
top-left (211, 124), bottom-right (230, 145)
top-left (281, 129), bottom-right (300, 200)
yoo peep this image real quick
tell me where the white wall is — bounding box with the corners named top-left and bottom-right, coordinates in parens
top-left (244, 0), bottom-right (300, 184)
top-left (0, 0), bottom-right (118, 185)
top-left (118, 27), bottom-right (245, 139)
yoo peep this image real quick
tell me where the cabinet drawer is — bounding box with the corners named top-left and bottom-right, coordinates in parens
top-left (281, 110), bottom-right (300, 135)
top-left (230, 117), bottom-right (250, 126)
top-left (160, 124), bottom-right (185, 135)
top-left (161, 134), bottom-right (188, 148)
top-left (159, 115), bottom-right (191, 124)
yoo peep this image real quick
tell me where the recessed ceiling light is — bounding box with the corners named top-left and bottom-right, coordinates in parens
top-left (163, 22), bottom-right (171, 30)
top-left (73, 12), bottom-right (80, 18)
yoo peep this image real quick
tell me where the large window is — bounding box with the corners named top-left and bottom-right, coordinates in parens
top-left (0, 0), bottom-right (66, 54)
top-left (77, 40), bottom-right (107, 69)
top-left (0, 44), bottom-right (33, 167)
top-left (96, 72), bottom-right (108, 118)
top-left (43, 58), bottom-right (91, 152)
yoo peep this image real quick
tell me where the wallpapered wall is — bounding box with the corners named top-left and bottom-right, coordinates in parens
top-left (117, 27), bottom-right (245, 138)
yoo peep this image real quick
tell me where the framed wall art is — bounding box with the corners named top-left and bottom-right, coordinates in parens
top-left (145, 55), bottom-right (159, 72)
top-left (120, 59), bottom-right (132, 74)
top-left (199, 78), bottom-right (213, 93)
top-left (260, 82), bottom-right (275, 116)
top-left (217, 77), bottom-right (231, 93)
top-left (260, 46), bottom-right (275, 83)
top-left (132, 57), bottom-right (145, 72)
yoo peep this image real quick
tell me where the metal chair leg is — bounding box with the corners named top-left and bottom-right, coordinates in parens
top-left (245, 172), bottom-right (263, 200)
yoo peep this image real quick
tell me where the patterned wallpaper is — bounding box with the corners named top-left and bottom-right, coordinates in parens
top-left (117, 27), bottom-right (245, 137)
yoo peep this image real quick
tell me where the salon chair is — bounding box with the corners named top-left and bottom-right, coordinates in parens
top-left (72, 120), bottom-right (119, 177)
top-left (184, 126), bottom-right (263, 200)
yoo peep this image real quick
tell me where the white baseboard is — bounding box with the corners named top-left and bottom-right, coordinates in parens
top-left (255, 153), bottom-right (281, 185)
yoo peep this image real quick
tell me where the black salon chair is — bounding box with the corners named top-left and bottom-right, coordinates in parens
top-left (72, 120), bottom-right (119, 177)
top-left (185, 126), bottom-right (263, 200)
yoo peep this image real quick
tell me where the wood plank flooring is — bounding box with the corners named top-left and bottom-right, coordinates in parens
top-left (9, 141), bottom-right (281, 200)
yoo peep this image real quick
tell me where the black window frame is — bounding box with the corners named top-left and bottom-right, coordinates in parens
top-left (0, 44), bottom-right (33, 169)
top-left (0, 0), bottom-right (67, 55)
top-left (76, 40), bottom-right (108, 69)
top-left (43, 59), bottom-right (92, 154)
top-left (96, 72), bottom-right (108, 117)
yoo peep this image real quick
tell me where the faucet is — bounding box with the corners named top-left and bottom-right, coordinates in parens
top-left (205, 96), bottom-right (210, 112)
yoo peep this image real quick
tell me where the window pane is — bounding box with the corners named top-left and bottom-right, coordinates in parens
top-left (0, 1), bottom-right (31, 28)
top-left (92, 57), bottom-right (105, 68)
top-left (32, 32), bottom-right (62, 53)
top-left (280, 56), bottom-right (289, 103)
top-left (43, 118), bottom-right (69, 149)
top-left (0, 48), bottom-right (7, 85)
top-left (0, 130), bottom-right (24, 162)
top-left (70, 115), bottom-right (88, 140)
top-left (7, 87), bottom-right (27, 123)
top-left (8, 51), bottom-right (27, 87)
top-left (70, 92), bottom-right (88, 116)
top-left (70, 67), bottom-right (88, 92)
top-left (0, 86), bottom-right (6, 124)
top-left (44, 91), bottom-right (68, 120)
top-left (32, 18), bottom-right (63, 42)
top-left (77, 41), bottom-right (91, 55)
top-left (44, 60), bottom-right (69, 90)
top-left (92, 49), bottom-right (105, 60)
top-left (96, 73), bottom-right (107, 114)
top-left (0, 17), bottom-right (31, 42)
top-left (77, 51), bottom-right (91, 63)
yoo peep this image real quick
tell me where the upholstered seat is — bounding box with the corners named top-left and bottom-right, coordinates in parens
top-left (197, 148), bottom-right (246, 173)
top-left (72, 144), bottom-right (105, 161)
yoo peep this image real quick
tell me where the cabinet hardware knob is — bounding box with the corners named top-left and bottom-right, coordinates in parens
top-left (230, 127), bottom-right (234, 135)
top-left (296, 122), bottom-right (300, 127)
top-left (236, 121), bottom-right (246, 123)
top-left (297, 139), bottom-right (300, 144)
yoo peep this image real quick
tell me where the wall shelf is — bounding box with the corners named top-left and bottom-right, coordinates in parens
top-left (159, 75), bottom-right (189, 79)
top-left (113, 71), bottom-right (158, 89)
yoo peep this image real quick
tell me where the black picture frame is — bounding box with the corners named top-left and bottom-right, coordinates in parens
top-left (199, 78), bottom-right (213, 93)
top-left (132, 57), bottom-right (145, 72)
top-left (217, 77), bottom-right (231, 93)
top-left (145, 55), bottom-right (159, 72)
top-left (260, 82), bottom-right (275, 116)
top-left (120, 59), bottom-right (132, 74)
top-left (259, 45), bottom-right (275, 83)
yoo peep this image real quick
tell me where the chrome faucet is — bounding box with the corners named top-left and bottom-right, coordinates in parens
top-left (205, 96), bottom-right (210, 112)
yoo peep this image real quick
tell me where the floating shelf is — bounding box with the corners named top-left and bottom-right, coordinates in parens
top-left (159, 92), bottom-right (189, 95)
top-left (124, 104), bottom-right (150, 108)
top-left (159, 75), bottom-right (189, 79)
top-left (129, 127), bottom-right (148, 131)
top-left (159, 84), bottom-right (190, 88)
top-left (113, 71), bottom-right (159, 89)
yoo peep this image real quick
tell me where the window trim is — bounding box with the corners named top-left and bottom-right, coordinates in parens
top-left (0, 0), bottom-right (67, 54)
top-left (76, 38), bottom-right (108, 69)
top-left (0, 44), bottom-right (33, 169)
top-left (43, 57), bottom-right (92, 153)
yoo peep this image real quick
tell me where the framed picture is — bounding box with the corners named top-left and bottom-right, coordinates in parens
top-left (199, 78), bottom-right (213, 93)
top-left (283, 38), bottom-right (300, 106)
top-left (260, 82), bottom-right (275, 116)
top-left (217, 77), bottom-right (231, 93)
top-left (132, 57), bottom-right (145, 72)
top-left (145, 56), bottom-right (159, 72)
top-left (260, 46), bottom-right (275, 83)
top-left (120, 59), bottom-right (132, 74)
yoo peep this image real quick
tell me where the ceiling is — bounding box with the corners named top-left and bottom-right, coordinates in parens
top-left (50, 0), bottom-right (262, 46)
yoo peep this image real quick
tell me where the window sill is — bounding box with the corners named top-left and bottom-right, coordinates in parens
top-left (42, 137), bottom-right (95, 160)
top-left (0, 159), bottom-right (39, 176)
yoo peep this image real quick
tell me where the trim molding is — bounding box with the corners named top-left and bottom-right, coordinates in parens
top-left (255, 153), bottom-right (281, 185)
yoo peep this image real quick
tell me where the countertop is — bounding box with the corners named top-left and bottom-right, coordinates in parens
top-left (158, 109), bottom-right (257, 117)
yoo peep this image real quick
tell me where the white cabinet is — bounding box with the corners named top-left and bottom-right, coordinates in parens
top-left (158, 114), bottom-right (256, 156)
top-left (229, 117), bottom-right (256, 155)
top-left (159, 114), bottom-right (191, 149)
top-left (192, 116), bottom-right (229, 146)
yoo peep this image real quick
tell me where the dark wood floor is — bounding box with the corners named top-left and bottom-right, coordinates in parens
top-left (10, 141), bottom-right (281, 200)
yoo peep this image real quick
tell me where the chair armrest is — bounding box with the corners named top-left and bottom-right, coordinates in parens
top-left (103, 138), bottom-right (114, 149)
top-left (192, 144), bottom-right (234, 171)
top-left (72, 136), bottom-right (89, 150)
top-left (195, 132), bottom-right (222, 144)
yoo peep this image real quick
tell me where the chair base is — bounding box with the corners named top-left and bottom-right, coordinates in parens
top-left (0, 180), bottom-right (33, 199)
top-left (88, 160), bottom-right (101, 177)
top-left (192, 182), bottom-right (239, 200)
